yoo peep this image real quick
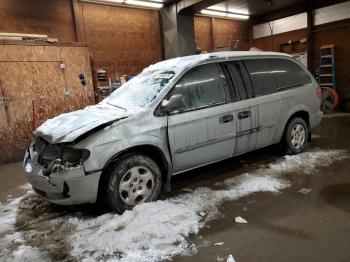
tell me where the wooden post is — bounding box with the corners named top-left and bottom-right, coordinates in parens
top-left (72, 0), bottom-right (86, 42)
top-left (307, 1), bottom-right (315, 71)
top-left (210, 17), bottom-right (215, 51)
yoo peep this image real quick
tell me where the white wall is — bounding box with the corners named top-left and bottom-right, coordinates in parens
top-left (315, 1), bottom-right (350, 25)
top-left (253, 1), bottom-right (350, 39)
top-left (253, 13), bottom-right (307, 39)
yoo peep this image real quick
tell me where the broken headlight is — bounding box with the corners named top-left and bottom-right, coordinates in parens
top-left (62, 147), bottom-right (90, 165)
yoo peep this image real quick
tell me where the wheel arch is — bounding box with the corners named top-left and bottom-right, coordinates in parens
top-left (281, 110), bottom-right (311, 143)
top-left (98, 144), bottom-right (172, 200)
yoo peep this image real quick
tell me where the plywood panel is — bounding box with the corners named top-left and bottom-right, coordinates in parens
top-left (0, 44), bottom-right (94, 163)
top-left (0, 45), bottom-right (61, 62)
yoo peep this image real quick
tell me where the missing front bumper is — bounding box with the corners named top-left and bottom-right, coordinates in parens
top-left (25, 165), bottom-right (101, 205)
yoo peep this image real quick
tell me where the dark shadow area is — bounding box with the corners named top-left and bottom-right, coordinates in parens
top-left (320, 183), bottom-right (350, 213)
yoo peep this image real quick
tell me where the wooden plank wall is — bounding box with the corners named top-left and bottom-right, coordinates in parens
top-left (78, 2), bottom-right (163, 81)
top-left (0, 43), bottom-right (94, 163)
top-left (194, 16), bottom-right (251, 52)
top-left (0, 0), bottom-right (76, 42)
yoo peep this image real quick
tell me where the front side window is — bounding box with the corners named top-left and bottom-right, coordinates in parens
top-left (170, 63), bottom-right (229, 112)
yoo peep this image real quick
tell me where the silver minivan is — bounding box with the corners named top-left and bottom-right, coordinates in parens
top-left (24, 51), bottom-right (323, 213)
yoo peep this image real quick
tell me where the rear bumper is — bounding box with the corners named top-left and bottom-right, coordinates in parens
top-left (24, 151), bottom-right (101, 205)
top-left (310, 110), bottom-right (323, 129)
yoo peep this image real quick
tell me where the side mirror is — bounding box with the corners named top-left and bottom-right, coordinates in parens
top-left (162, 94), bottom-right (186, 113)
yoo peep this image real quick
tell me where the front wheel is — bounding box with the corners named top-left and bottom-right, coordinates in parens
top-left (104, 154), bottom-right (162, 213)
top-left (283, 117), bottom-right (308, 155)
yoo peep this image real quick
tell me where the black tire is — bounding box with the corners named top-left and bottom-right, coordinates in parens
top-left (283, 117), bottom-right (309, 155)
top-left (103, 154), bottom-right (162, 214)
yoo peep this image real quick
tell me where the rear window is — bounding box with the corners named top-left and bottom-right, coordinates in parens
top-left (267, 58), bottom-right (312, 90)
top-left (244, 59), bottom-right (275, 97)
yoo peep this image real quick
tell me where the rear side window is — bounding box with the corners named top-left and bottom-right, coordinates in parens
top-left (267, 58), bottom-right (312, 90)
top-left (244, 59), bottom-right (275, 97)
top-left (170, 63), bottom-right (229, 111)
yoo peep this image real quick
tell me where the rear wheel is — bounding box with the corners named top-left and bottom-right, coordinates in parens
top-left (284, 117), bottom-right (308, 155)
top-left (104, 154), bottom-right (162, 213)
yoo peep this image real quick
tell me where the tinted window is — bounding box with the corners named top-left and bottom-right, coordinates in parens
top-left (268, 58), bottom-right (312, 89)
top-left (223, 61), bottom-right (254, 101)
top-left (170, 63), bottom-right (228, 111)
top-left (244, 59), bottom-right (275, 97)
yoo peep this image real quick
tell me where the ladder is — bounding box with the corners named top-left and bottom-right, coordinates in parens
top-left (318, 44), bottom-right (336, 89)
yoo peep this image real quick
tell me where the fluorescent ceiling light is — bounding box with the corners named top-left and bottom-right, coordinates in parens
top-left (206, 5), bottom-right (227, 12)
top-left (201, 9), bottom-right (249, 20)
top-left (87, 0), bottom-right (124, 3)
top-left (201, 9), bottom-right (227, 17)
top-left (226, 13), bottom-right (249, 20)
top-left (125, 0), bottom-right (163, 8)
top-left (228, 9), bottom-right (250, 15)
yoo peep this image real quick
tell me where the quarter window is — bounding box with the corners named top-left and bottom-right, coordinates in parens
top-left (267, 58), bottom-right (312, 90)
top-left (170, 63), bottom-right (229, 112)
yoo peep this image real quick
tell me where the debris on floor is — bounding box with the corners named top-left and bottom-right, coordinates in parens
top-left (234, 216), bottom-right (248, 224)
top-left (199, 212), bottom-right (206, 217)
top-left (299, 188), bottom-right (312, 194)
top-left (227, 254), bottom-right (236, 262)
top-left (214, 242), bottom-right (224, 246)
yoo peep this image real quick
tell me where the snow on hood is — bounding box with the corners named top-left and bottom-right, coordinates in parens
top-left (35, 104), bottom-right (128, 144)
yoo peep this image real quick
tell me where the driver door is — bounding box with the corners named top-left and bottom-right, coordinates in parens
top-left (166, 63), bottom-right (237, 173)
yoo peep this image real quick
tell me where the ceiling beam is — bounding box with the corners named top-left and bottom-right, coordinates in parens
top-left (176, 0), bottom-right (224, 15)
top-left (252, 0), bottom-right (349, 25)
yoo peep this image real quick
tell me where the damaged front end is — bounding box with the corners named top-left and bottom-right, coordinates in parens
top-left (24, 138), bottom-right (101, 205)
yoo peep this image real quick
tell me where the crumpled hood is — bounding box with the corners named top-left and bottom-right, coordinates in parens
top-left (35, 104), bottom-right (128, 144)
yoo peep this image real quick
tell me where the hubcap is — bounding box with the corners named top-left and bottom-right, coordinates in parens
top-left (290, 124), bottom-right (306, 149)
top-left (119, 166), bottom-right (155, 206)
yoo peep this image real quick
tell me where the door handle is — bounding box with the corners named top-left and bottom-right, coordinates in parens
top-left (238, 111), bottom-right (251, 119)
top-left (219, 114), bottom-right (234, 124)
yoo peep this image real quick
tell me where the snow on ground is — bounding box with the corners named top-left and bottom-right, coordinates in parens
top-left (0, 149), bottom-right (348, 262)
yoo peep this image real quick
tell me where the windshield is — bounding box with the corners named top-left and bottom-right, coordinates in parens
top-left (102, 69), bottom-right (175, 111)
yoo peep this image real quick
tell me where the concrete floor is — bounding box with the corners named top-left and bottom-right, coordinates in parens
top-left (0, 114), bottom-right (350, 261)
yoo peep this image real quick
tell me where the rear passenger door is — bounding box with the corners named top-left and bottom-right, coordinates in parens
top-left (167, 63), bottom-right (237, 173)
top-left (222, 61), bottom-right (259, 155)
top-left (244, 59), bottom-right (281, 148)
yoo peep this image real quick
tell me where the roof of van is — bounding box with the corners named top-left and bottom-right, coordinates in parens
top-left (145, 51), bottom-right (292, 74)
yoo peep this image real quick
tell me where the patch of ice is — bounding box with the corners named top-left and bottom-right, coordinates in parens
top-left (227, 254), bottom-right (236, 262)
top-left (0, 197), bottom-right (21, 234)
top-left (234, 216), bottom-right (248, 224)
top-left (11, 245), bottom-right (49, 262)
top-left (19, 183), bottom-right (32, 191)
top-left (24, 163), bottom-right (32, 173)
top-left (299, 188), bottom-right (311, 194)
